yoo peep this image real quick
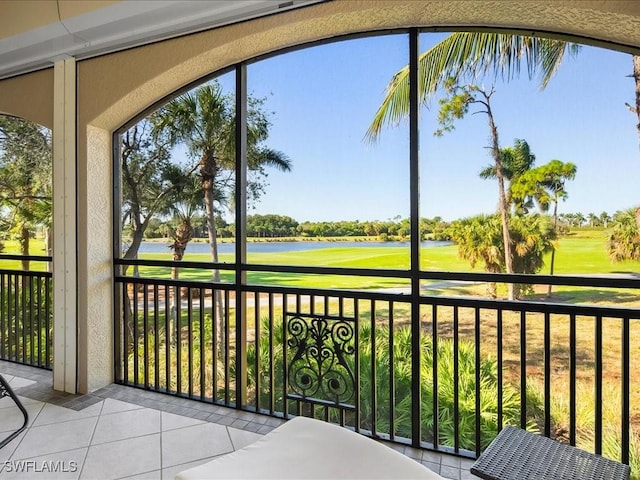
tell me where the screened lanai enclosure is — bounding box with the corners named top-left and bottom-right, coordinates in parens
top-left (3, 2), bottom-right (640, 479)
top-left (0, 115), bottom-right (53, 370)
top-left (109, 28), bottom-right (640, 468)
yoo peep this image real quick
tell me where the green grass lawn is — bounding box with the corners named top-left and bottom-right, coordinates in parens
top-left (545, 229), bottom-right (637, 275)
top-left (3, 229), bottom-right (639, 292)
top-left (140, 229), bottom-right (639, 293)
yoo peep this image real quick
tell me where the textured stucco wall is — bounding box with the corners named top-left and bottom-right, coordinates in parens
top-left (3, 0), bottom-right (640, 392)
top-left (0, 68), bottom-right (53, 127)
top-left (80, 0), bottom-right (640, 132)
top-left (77, 125), bottom-right (113, 393)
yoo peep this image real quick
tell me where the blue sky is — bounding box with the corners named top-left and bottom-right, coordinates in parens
top-left (219, 33), bottom-right (639, 222)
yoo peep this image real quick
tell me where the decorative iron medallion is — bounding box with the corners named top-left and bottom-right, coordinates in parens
top-left (286, 313), bottom-right (356, 408)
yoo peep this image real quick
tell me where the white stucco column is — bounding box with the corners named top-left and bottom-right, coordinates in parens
top-left (77, 125), bottom-right (113, 393)
top-left (52, 57), bottom-right (77, 393)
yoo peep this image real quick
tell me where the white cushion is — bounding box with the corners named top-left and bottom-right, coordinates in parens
top-left (175, 416), bottom-right (444, 479)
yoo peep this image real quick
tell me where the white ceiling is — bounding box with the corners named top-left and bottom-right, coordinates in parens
top-left (0, 0), bottom-right (324, 80)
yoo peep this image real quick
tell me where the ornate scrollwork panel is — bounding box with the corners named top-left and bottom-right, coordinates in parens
top-left (286, 313), bottom-right (356, 409)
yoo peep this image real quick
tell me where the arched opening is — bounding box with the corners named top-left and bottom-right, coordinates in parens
top-left (0, 114), bottom-right (53, 369)
top-left (112, 28), bottom-right (640, 466)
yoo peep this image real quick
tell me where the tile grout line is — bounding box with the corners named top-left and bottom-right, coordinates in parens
top-left (4, 400), bottom-right (45, 464)
top-left (225, 425), bottom-right (237, 451)
top-left (77, 399), bottom-right (106, 480)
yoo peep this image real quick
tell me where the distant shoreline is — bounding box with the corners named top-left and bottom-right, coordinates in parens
top-left (138, 236), bottom-right (420, 244)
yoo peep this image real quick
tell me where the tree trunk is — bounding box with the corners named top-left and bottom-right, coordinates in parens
top-left (169, 218), bottom-right (192, 348)
top-left (485, 98), bottom-right (515, 300)
top-left (547, 199), bottom-right (559, 297)
top-left (122, 221), bottom-right (147, 276)
top-left (20, 225), bottom-right (30, 271)
top-left (202, 160), bottom-right (226, 359)
top-left (123, 287), bottom-right (135, 357)
top-left (170, 219), bottom-right (192, 279)
top-left (633, 55), bottom-right (640, 146)
top-left (118, 190), bottom-right (141, 352)
top-left (19, 225), bottom-right (32, 312)
top-left (44, 227), bottom-right (52, 273)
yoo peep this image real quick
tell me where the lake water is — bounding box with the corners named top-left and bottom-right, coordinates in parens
top-left (135, 240), bottom-right (452, 254)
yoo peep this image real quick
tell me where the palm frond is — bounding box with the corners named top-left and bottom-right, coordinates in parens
top-left (250, 148), bottom-right (292, 172)
top-left (366, 32), bottom-right (580, 143)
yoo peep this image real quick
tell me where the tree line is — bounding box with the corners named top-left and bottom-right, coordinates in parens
top-left (132, 210), bottom-right (624, 242)
top-left (133, 214), bottom-right (448, 240)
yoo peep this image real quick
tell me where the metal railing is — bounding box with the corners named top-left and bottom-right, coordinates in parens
top-left (114, 258), bottom-right (638, 466)
top-left (0, 255), bottom-right (53, 369)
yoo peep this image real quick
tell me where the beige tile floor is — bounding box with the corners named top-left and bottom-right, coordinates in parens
top-left (0, 362), bottom-right (477, 479)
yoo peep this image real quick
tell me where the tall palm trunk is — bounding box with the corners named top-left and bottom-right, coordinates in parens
top-left (632, 55), bottom-right (640, 146)
top-left (629, 56), bottom-right (640, 246)
top-left (169, 218), bottom-right (193, 347)
top-left (484, 95), bottom-right (515, 300)
top-left (170, 219), bottom-right (192, 278)
top-left (201, 155), bottom-right (226, 358)
top-left (547, 197), bottom-right (559, 297)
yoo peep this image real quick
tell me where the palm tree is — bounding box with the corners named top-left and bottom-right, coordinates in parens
top-left (608, 208), bottom-right (640, 262)
top-left (366, 33), bottom-right (579, 142)
top-left (366, 32), bottom-right (578, 301)
top-left (446, 213), bottom-right (554, 298)
top-left (509, 214), bottom-right (556, 297)
top-left (166, 175), bottom-right (203, 278)
top-left (154, 81), bottom-right (291, 352)
top-left (155, 82), bottom-right (291, 269)
top-left (479, 138), bottom-right (536, 213)
top-left (447, 214), bottom-right (503, 297)
top-left (367, 33), bottom-right (640, 154)
top-left (510, 159), bottom-right (576, 295)
top-left (436, 82), bottom-right (519, 298)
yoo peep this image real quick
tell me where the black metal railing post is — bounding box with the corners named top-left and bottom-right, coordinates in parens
top-left (544, 311), bottom-right (551, 437)
top-left (622, 315), bottom-right (630, 464)
top-left (595, 314), bottom-right (603, 455)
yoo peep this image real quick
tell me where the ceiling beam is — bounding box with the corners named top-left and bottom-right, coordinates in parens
top-left (0, 0), bottom-right (323, 79)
